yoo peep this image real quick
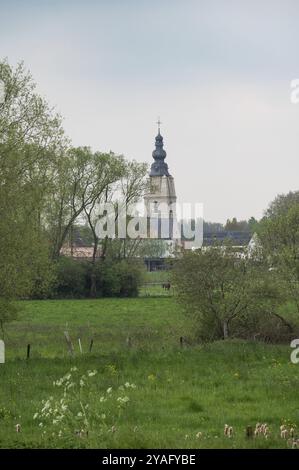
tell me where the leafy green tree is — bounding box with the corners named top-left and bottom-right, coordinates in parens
top-left (99, 159), bottom-right (149, 261)
top-left (172, 245), bottom-right (286, 341)
top-left (83, 159), bottom-right (148, 296)
top-left (0, 59), bottom-right (65, 323)
top-left (224, 218), bottom-right (250, 231)
top-left (248, 216), bottom-right (258, 232)
top-left (173, 246), bottom-right (250, 339)
top-left (203, 221), bottom-right (224, 232)
top-left (258, 197), bottom-right (299, 311)
top-left (265, 191), bottom-right (299, 218)
top-left (46, 147), bottom-right (125, 260)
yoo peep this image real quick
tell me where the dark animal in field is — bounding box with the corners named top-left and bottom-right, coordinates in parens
top-left (162, 282), bottom-right (171, 290)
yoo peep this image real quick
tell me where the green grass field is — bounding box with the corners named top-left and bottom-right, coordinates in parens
top-left (1, 297), bottom-right (299, 449)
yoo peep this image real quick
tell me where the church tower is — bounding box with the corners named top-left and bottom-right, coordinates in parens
top-left (144, 122), bottom-right (177, 239)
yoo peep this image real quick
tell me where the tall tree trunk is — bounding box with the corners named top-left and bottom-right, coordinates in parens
top-left (90, 239), bottom-right (99, 298)
top-left (90, 266), bottom-right (97, 298)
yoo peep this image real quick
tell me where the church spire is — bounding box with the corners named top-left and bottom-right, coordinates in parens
top-left (149, 118), bottom-right (170, 177)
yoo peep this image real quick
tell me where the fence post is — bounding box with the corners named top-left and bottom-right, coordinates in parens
top-left (64, 331), bottom-right (74, 356)
top-left (0, 340), bottom-right (5, 364)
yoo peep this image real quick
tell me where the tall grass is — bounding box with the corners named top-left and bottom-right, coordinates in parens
top-left (0, 298), bottom-right (298, 448)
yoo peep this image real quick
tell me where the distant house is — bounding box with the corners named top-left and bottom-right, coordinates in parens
top-left (60, 246), bottom-right (95, 259)
top-left (202, 230), bottom-right (252, 247)
top-left (247, 232), bottom-right (262, 259)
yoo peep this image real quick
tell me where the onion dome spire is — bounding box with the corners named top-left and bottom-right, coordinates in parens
top-left (149, 118), bottom-right (170, 176)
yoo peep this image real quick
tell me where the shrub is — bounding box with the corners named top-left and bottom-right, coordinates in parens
top-left (55, 257), bottom-right (89, 298)
top-left (90, 259), bottom-right (144, 298)
top-left (53, 257), bottom-right (144, 299)
top-left (118, 260), bottom-right (143, 297)
top-left (172, 245), bottom-right (289, 342)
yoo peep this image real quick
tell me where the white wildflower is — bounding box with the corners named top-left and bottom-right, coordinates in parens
top-left (54, 379), bottom-right (63, 387)
top-left (87, 370), bottom-right (97, 377)
top-left (117, 396), bottom-right (130, 405)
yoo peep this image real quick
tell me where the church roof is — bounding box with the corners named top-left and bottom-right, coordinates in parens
top-left (202, 231), bottom-right (252, 246)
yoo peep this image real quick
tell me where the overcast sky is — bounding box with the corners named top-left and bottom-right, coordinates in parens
top-left (1, 0), bottom-right (299, 222)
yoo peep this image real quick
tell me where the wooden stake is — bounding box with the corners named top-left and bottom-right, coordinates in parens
top-left (64, 331), bottom-right (74, 356)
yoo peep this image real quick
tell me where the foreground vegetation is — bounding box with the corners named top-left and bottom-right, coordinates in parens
top-left (1, 297), bottom-right (299, 449)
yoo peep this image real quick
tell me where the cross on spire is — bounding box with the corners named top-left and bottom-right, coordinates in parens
top-left (156, 117), bottom-right (162, 133)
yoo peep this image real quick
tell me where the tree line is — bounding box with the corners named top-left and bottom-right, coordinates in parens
top-left (0, 59), bottom-right (154, 324)
top-left (2, 59), bottom-right (299, 343)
